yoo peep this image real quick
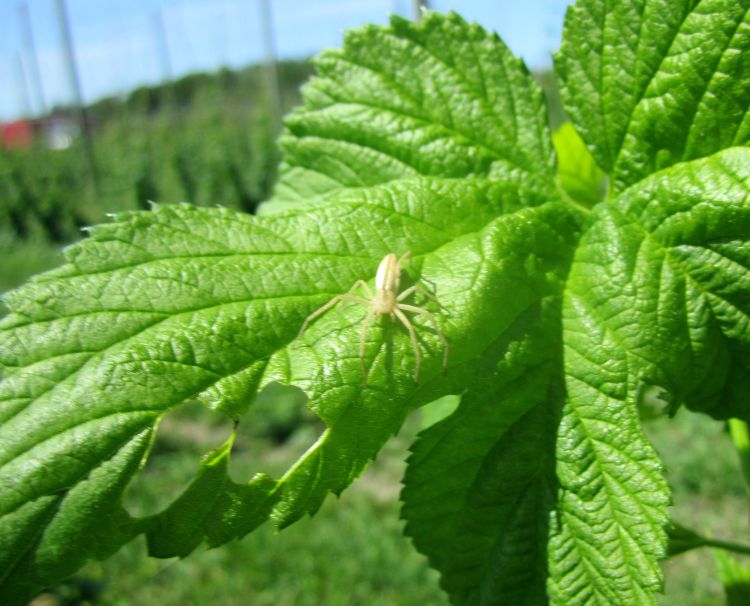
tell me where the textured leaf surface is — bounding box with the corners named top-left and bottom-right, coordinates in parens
top-left (3, 3), bottom-right (750, 606)
top-left (271, 11), bottom-right (554, 208)
top-left (576, 148), bottom-right (750, 417)
top-left (403, 299), bottom-right (565, 606)
top-left (546, 151), bottom-right (750, 606)
top-left (0, 173), bottom-right (564, 602)
top-left (556, 0), bottom-right (750, 192)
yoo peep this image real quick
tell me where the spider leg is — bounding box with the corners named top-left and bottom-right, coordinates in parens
top-left (360, 306), bottom-right (375, 383)
top-left (397, 283), bottom-right (443, 307)
top-left (397, 251), bottom-right (412, 266)
top-left (351, 279), bottom-right (374, 299)
top-left (339, 295), bottom-right (370, 305)
top-left (397, 303), bottom-right (449, 373)
top-left (396, 285), bottom-right (417, 301)
top-left (297, 289), bottom-right (369, 338)
top-left (393, 307), bottom-right (421, 383)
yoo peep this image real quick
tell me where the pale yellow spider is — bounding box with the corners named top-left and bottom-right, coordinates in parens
top-left (297, 252), bottom-right (449, 382)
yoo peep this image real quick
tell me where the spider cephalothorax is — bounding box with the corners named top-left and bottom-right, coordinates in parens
top-left (297, 252), bottom-right (448, 382)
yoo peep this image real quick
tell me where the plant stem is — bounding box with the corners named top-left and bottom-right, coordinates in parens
top-left (728, 418), bottom-right (750, 500)
top-left (703, 536), bottom-right (750, 557)
top-left (669, 521), bottom-right (750, 557)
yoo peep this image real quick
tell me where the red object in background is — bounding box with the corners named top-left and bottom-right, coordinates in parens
top-left (0, 120), bottom-right (36, 149)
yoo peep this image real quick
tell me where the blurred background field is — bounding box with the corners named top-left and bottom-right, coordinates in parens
top-left (2, 1), bottom-right (749, 605)
top-left (0, 59), bottom-right (310, 291)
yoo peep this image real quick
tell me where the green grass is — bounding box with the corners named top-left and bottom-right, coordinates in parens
top-left (85, 492), bottom-right (447, 606)
top-left (646, 409), bottom-right (750, 605)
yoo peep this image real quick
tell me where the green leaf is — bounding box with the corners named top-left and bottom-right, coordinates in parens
top-left (417, 394), bottom-right (460, 431)
top-left (553, 122), bottom-right (605, 208)
top-left (403, 6), bottom-right (750, 602)
top-left (3, 4), bottom-right (750, 605)
top-left (546, 149), bottom-right (750, 604)
top-left (144, 432), bottom-right (278, 558)
top-left (403, 299), bottom-right (565, 606)
top-left (0, 427), bottom-right (152, 604)
top-left (406, 143), bottom-right (750, 602)
top-left (270, 11), bottom-right (555, 209)
top-left (0, 172), bottom-right (562, 602)
top-left (565, 148), bottom-right (750, 419)
top-left (555, 0), bottom-right (750, 193)
top-left (3, 12), bottom-right (570, 600)
top-left (548, 343), bottom-right (668, 604)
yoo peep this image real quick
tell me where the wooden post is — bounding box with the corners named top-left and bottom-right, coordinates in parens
top-left (411, 0), bottom-right (429, 22)
top-left (53, 0), bottom-right (98, 186)
top-left (258, 0), bottom-right (282, 129)
top-left (14, 53), bottom-right (33, 119)
top-left (18, 2), bottom-right (47, 117)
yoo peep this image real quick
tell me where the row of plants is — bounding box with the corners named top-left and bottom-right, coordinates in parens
top-left (0, 61), bottom-right (313, 243)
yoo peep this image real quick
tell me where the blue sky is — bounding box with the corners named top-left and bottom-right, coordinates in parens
top-left (0, 0), bottom-right (572, 120)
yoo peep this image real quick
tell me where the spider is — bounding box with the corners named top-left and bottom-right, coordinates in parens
top-left (297, 252), bottom-right (449, 382)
